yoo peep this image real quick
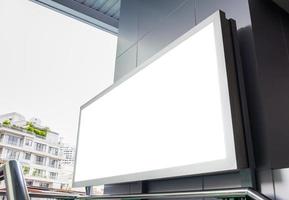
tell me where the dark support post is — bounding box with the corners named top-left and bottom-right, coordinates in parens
top-left (1, 160), bottom-right (30, 200)
top-left (85, 186), bottom-right (93, 196)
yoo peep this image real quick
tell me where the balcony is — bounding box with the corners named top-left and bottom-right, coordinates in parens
top-left (7, 140), bottom-right (23, 147)
top-left (49, 174), bottom-right (57, 180)
top-left (35, 160), bottom-right (46, 166)
top-left (32, 171), bottom-right (47, 179)
top-left (48, 164), bottom-right (57, 168)
top-left (35, 147), bottom-right (46, 152)
top-left (48, 160), bottom-right (59, 168)
top-left (32, 173), bottom-right (47, 179)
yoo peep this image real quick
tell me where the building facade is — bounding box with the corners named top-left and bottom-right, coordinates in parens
top-left (58, 144), bottom-right (76, 189)
top-left (60, 145), bottom-right (75, 166)
top-left (0, 113), bottom-right (69, 189)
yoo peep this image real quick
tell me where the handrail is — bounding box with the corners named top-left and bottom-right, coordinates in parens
top-left (78, 188), bottom-right (271, 200)
top-left (0, 188), bottom-right (272, 200)
top-left (0, 190), bottom-right (79, 200)
top-left (0, 161), bottom-right (271, 200)
top-left (29, 192), bottom-right (78, 199)
top-left (0, 160), bottom-right (30, 200)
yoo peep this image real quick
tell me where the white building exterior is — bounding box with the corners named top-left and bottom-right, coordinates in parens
top-left (60, 145), bottom-right (75, 166)
top-left (59, 144), bottom-right (76, 189)
top-left (0, 113), bottom-right (69, 189)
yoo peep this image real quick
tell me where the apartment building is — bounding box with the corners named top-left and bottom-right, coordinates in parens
top-left (0, 113), bottom-right (68, 189)
top-left (58, 144), bottom-right (75, 189)
top-left (60, 144), bottom-right (75, 166)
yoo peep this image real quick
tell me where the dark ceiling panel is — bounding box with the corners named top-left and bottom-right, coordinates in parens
top-left (73, 0), bottom-right (121, 20)
top-left (32, 0), bottom-right (121, 34)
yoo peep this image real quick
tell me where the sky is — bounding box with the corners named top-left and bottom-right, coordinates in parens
top-left (0, 0), bottom-right (117, 145)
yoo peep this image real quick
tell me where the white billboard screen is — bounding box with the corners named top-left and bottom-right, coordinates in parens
top-left (73, 11), bottom-right (245, 187)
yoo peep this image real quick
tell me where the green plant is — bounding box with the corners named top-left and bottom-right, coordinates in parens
top-left (22, 166), bottom-right (30, 175)
top-left (2, 120), bottom-right (11, 126)
top-left (25, 122), bottom-right (48, 137)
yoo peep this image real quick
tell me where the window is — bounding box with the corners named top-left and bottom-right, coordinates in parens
top-left (6, 149), bottom-right (19, 159)
top-left (22, 166), bottom-right (30, 175)
top-left (49, 172), bottom-right (57, 179)
top-left (7, 135), bottom-right (20, 146)
top-left (49, 159), bottom-right (58, 168)
top-left (32, 169), bottom-right (46, 178)
top-left (35, 155), bottom-right (46, 165)
top-left (25, 139), bottom-right (33, 146)
top-left (26, 180), bottom-right (33, 186)
top-left (39, 182), bottom-right (49, 188)
top-left (35, 143), bottom-right (46, 152)
top-left (24, 153), bottom-right (31, 160)
top-left (66, 153), bottom-right (73, 160)
top-left (48, 147), bottom-right (58, 156)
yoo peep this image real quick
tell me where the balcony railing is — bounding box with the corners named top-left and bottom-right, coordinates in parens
top-left (7, 141), bottom-right (22, 147)
top-left (48, 164), bottom-right (58, 168)
top-left (32, 173), bottom-right (47, 179)
top-left (49, 175), bottom-right (57, 180)
top-left (35, 147), bottom-right (46, 152)
top-left (35, 161), bottom-right (45, 166)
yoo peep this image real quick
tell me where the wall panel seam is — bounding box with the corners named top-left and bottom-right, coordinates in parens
top-left (136, 0), bottom-right (190, 46)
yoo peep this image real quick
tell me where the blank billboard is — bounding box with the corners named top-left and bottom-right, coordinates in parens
top-left (73, 11), bottom-right (246, 187)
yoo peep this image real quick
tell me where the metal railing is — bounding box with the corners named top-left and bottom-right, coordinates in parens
top-left (0, 191), bottom-right (78, 200)
top-left (78, 188), bottom-right (271, 200)
top-left (29, 192), bottom-right (78, 199)
top-left (0, 187), bottom-right (272, 200)
top-left (0, 161), bottom-right (271, 200)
